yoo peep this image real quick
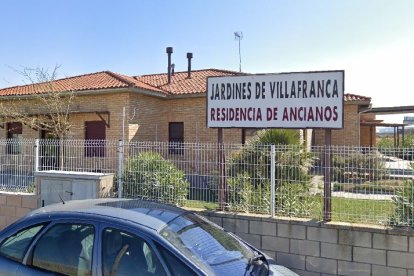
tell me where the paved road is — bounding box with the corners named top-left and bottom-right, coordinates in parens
top-left (332, 191), bottom-right (393, 201)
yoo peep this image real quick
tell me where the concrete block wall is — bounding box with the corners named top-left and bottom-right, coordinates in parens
top-left (0, 192), bottom-right (40, 229)
top-left (201, 211), bottom-right (414, 275)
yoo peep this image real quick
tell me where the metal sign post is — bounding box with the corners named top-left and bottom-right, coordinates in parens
top-left (206, 71), bottom-right (344, 218)
top-left (323, 129), bottom-right (332, 221)
top-left (218, 128), bottom-right (226, 210)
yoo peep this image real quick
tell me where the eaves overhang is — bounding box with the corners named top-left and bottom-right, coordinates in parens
top-left (362, 105), bottom-right (414, 115)
top-left (0, 86), bottom-right (170, 100)
top-left (345, 100), bottom-right (371, 106)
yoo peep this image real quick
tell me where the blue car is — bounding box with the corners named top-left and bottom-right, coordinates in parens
top-left (0, 198), bottom-right (297, 275)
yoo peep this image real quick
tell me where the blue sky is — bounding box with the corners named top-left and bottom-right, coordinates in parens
top-left (1, 0), bottom-right (413, 123)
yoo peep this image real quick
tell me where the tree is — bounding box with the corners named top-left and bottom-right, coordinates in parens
top-left (0, 66), bottom-right (76, 170)
top-left (0, 66), bottom-right (75, 139)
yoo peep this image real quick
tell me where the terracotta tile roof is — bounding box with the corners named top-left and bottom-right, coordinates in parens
top-left (0, 69), bottom-right (371, 104)
top-left (0, 71), bottom-right (163, 97)
top-left (134, 69), bottom-right (243, 95)
top-left (344, 93), bottom-right (371, 102)
top-left (136, 71), bottom-right (371, 102)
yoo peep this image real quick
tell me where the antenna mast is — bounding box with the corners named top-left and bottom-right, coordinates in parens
top-left (234, 31), bottom-right (243, 72)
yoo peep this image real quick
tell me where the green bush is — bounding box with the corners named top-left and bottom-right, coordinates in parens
top-left (389, 179), bottom-right (414, 226)
top-left (122, 152), bottom-right (189, 206)
top-left (275, 182), bottom-right (320, 217)
top-left (402, 135), bottom-right (414, 148)
top-left (228, 129), bottom-right (311, 184)
top-left (227, 129), bottom-right (313, 214)
top-left (249, 129), bottom-right (300, 146)
top-left (332, 151), bottom-right (386, 183)
top-left (227, 173), bottom-right (270, 213)
top-left (377, 137), bottom-right (394, 149)
top-left (227, 175), bottom-right (319, 217)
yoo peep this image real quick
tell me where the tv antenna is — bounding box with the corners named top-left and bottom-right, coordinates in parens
top-left (234, 31), bottom-right (243, 72)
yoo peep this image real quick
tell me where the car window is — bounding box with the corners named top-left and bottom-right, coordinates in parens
top-left (0, 224), bottom-right (45, 262)
top-left (31, 223), bottom-right (94, 276)
top-left (102, 228), bottom-right (166, 276)
top-left (155, 243), bottom-right (197, 276)
top-left (160, 213), bottom-right (254, 275)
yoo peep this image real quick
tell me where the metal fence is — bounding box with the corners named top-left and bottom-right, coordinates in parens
top-left (1, 138), bottom-right (414, 226)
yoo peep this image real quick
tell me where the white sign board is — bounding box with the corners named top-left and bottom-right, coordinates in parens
top-left (207, 71), bottom-right (344, 129)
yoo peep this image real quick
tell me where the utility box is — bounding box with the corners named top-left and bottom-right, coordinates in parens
top-left (34, 171), bottom-right (114, 206)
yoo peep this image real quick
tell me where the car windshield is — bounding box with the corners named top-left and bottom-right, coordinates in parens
top-left (160, 213), bottom-right (255, 275)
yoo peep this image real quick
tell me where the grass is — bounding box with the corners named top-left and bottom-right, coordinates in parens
top-left (331, 197), bottom-right (395, 224)
top-left (185, 200), bottom-right (218, 210)
top-left (185, 196), bottom-right (396, 225)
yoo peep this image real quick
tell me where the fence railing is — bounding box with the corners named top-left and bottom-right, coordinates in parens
top-left (1, 138), bottom-right (414, 226)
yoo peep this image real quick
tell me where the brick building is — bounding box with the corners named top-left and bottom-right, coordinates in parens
top-left (313, 94), bottom-right (373, 146)
top-left (0, 69), bottom-right (373, 146)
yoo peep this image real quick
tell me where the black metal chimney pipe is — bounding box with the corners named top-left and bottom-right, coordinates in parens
top-left (186, 52), bottom-right (193, 79)
top-left (166, 47), bottom-right (173, 84)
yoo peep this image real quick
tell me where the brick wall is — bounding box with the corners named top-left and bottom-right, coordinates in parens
top-left (0, 91), bottom-right (245, 144)
top-left (360, 113), bottom-right (377, 147)
top-left (128, 94), bottom-right (244, 143)
top-left (0, 90), bottom-right (369, 147)
top-left (0, 93), bottom-right (129, 141)
top-left (314, 104), bottom-right (362, 146)
top-left (0, 192), bottom-right (40, 229)
top-left (200, 211), bottom-right (414, 275)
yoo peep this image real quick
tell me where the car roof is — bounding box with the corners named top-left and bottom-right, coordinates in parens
top-left (27, 198), bottom-right (191, 232)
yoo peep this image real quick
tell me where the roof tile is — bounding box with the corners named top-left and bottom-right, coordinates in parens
top-left (344, 93), bottom-right (371, 102)
top-left (0, 71), bottom-right (162, 96)
top-left (135, 69), bottom-right (243, 95)
top-left (0, 69), bottom-right (371, 103)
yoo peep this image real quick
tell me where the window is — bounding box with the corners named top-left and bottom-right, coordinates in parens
top-left (169, 122), bottom-right (184, 155)
top-left (102, 228), bottom-right (165, 276)
top-left (156, 243), bottom-right (197, 276)
top-left (6, 122), bottom-right (22, 154)
top-left (159, 213), bottom-right (254, 275)
top-left (32, 223), bottom-right (94, 276)
top-left (85, 121), bottom-right (106, 157)
top-left (0, 224), bottom-right (45, 262)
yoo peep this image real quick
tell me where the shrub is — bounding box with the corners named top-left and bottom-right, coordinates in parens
top-left (228, 129), bottom-right (311, 185)
top-left (389, 179), bottom-right (414, 226)
top-left (377, 137), bottom-right (394, 149)
top-left (378, 135), bottom-right (414, 160)
top-left (332, 150), bottom-right (386, 183)
top-left (227, 173), bottom-right (270, 213)
top-left (249, 129), bottom-right (300, 146)
top-left (227, 129), bottom-right (313, 214)
top-left (275, 182), bottom-right (320, 217)
top-left (402, 134), bottom-right (414, 148)
top-left (122, 152), bottom-right (189, 206)
top-left (227, 175), bottom-right (319, 217)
